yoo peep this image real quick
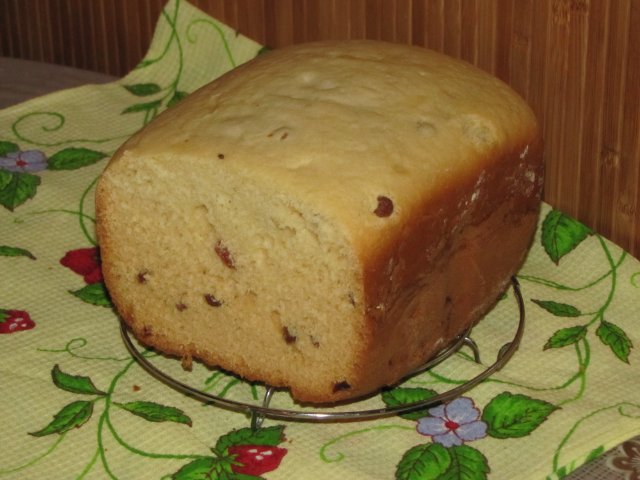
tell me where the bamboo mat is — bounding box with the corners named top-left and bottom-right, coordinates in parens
top-left (1, 1), bottom-right (639, 254)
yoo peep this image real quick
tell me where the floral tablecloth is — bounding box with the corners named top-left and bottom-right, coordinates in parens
top-left (2, 1), bottom-right (640, 479)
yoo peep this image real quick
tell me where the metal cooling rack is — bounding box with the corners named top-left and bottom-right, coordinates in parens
top-left (120, 278), bottom-right (525, 428)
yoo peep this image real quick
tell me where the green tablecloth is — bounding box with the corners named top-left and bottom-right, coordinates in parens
top-left (2, 1), bottom-right (640, 478)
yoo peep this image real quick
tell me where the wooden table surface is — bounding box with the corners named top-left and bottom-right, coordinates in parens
top-left (0, 57), bottom-right (116, 110)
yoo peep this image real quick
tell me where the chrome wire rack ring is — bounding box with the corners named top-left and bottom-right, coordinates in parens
top-left (120, 277), bottom-right (525, 425)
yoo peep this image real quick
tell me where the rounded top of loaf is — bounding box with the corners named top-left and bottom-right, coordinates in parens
top-left (112, 40), bottom-right (538, 255)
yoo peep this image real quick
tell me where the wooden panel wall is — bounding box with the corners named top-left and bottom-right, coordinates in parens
top-left (1, 0), bottom-right (639, 257)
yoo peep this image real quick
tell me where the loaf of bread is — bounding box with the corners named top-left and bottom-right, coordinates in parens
top-left (96, 40), bottom-right (542, 404)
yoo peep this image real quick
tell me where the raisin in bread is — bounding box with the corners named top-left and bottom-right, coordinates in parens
top-left (96, 40), bottom-right (543, 404)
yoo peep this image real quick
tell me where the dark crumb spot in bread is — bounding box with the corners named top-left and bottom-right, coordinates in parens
top-left (310, 335), bottom-right (320, 348)
top-left (204, 293), bottom-right (223, 307)
top-left (267, 126), bottom-right (291, 141)
top-left (416, 119), bottom-right (437, 135)
top-left (374, 195), bottom-right (394, 217)
top-left (282, 326), bottom-right (297, 344)
top-left (181, 353), bottom-right (193, 371)
top-left (333, 380), bottom-right (351, 393)
top-left (444, 296), bottom-right (453, 322)
top-left (214, 240), bottom-right (236, 269)
top-left (388, 358), bottom-right (394, 367)
top-left (136, 270), bottom-right (150, 284)
top-left (348, 292), bottom-right (356, 307)
top-left (176, 302), bottom-right (188, 311)
top-left (132, 384), bottom-right (141, 392)
top-left (217, 153), bottom-right (225, 159)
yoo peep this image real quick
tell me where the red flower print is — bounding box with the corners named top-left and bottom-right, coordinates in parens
top-left (229, 445), bottom-right (287, 476)
top-left (0, 309), bottom-right (35, 334)
top-left (60, 247), bottom-right (103, 284)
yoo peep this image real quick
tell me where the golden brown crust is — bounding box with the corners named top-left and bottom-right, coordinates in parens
top-left (96, 40), bottom-right (543, 404)
top-left (328, 136), bottom-right (543, 402)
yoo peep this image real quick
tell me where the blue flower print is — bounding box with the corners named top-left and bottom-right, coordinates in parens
top-left (417, 397), bottom-right (487, 447)
top-left (0, 150), bottom-right (48, 173)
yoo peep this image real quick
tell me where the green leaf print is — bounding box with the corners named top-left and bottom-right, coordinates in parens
top-left (0, 169), bottom-right (11, 190)
top-left (215, 425), bottom-right (285, 455)
top-left (125, 83), bottom-right (162, 96)
top-left (541, 210), bottom-right (592, 264)
top-left (47, 147), bottom-right (107, 170)
top-left (168, 90), bottom-right (189, 107)
top-left (544, 326), bottom-right (588, 350)
top-left (0, 245), bottom-right (36, 259)
top-left (0, 140), bottom-right (19, 156)
top-left (555, 465), bottom-right (569, 479)
top-left (69, 282), bottom-right (112, 307)
top-left (52, 364), bottom-right (106, 395)
top-left (439, 445), bottom-right (489, 480)
top-left (256, 46), bottom-right (272, 56)
top-left (395, 443), bottom-right (451, 480)
top-left (29, 400), bottom-right (94, 436)
top-left (382, 387), bottom-right (438, 420)
top-left (584, 445), bottom-right (605, 463)
top-left (0, 171), bottom-right (40, 211)
top-left (115, 401), bottom-right (192, 426)
top-left (122, 99), bottom-right (163, 114)
top-left (171, 455), bottom-right (243, 480)
top-left (596, 320), bottom-right (632, 363)
top-left (482, 392), bottom-right (558, 439)
top-left (532, 299), bottom-right (582, 317)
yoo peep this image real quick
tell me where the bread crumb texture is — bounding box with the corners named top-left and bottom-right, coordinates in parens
top-left (96, 41), bottom-right (542, 403)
